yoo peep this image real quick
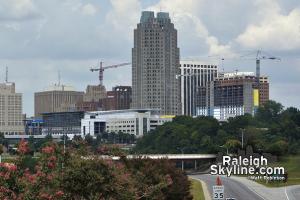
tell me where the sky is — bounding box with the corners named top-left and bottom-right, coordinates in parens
top-left (0, 0), bottom-right (300, 116)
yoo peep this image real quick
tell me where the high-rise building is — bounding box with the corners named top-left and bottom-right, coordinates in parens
top-left (0, 82), bottom-right (24, 134)
top-left (34, 85), bottom-right (84, 117)
top-left (180, 61), bottom-right (218, 116)
top-left (208, 72), bottom-right (269, 121)
top-left (132, 11), bottom-right (181, 115)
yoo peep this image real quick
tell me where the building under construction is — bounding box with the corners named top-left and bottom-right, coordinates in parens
top-left (197, 72), bottom-right (269, 121)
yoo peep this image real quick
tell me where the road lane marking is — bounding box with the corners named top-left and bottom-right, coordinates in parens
top-left (285, 187), bottom-right (290, 200)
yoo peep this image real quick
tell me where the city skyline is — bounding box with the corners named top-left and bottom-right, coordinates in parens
top-left (0, 0), bottom-right (300, 116)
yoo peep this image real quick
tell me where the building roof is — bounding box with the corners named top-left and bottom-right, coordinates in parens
top-left (87, 109), bottom-right (159, 115)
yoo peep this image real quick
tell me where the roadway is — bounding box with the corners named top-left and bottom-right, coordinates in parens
top-left (191, 174), bottom-right (300, 200)
top-left (191, 174), bottom-right (264, 200)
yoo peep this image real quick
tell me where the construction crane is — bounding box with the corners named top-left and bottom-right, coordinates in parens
top-left (90, 61), bottom-right (131, 86)
top-left (241, 50), bottom-right (281, 86)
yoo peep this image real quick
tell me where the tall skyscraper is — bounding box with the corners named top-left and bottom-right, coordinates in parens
top-left (180, 61), bottom-right (218, 116)
top-left (132, 11), bottom-right (181, 115)
top-left (0, 82), bottom-right (24, 134)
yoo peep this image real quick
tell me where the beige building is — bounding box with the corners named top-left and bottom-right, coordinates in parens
top-left (83, 85), bottom-right (107, 102)
top-left (34, 85), bottom-right (84, 117)
top-left (0, 82), bottom-right (24, 135)
top-left (132, 11), bottom-right (181, 115)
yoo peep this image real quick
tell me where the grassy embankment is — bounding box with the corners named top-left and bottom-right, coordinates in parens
top-left (257, 155), bottom-right (300, 187)
top-left (190, 179), bottom-right (205, 200)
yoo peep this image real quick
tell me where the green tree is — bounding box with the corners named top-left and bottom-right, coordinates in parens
top-left (267, 140), bottom-right (288, 156)
top-left (256, 100), bottom-right (283, 124)
top-left (224, 139), bottom-right (242, 154)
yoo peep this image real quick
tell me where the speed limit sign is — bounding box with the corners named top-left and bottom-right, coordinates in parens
top-left (213, 185), bottom-right (224, 200)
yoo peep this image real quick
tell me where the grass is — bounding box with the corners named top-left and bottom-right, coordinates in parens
top-left (190, 178), bottom-right (205, 200)
top-left (256, 155), bottom-right (300, 187)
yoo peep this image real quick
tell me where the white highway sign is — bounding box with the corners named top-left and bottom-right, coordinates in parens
top-left (213, 185), bottom-right (224, 200)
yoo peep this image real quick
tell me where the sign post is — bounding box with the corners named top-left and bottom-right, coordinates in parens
top-left (213, 176), bottom-right (224, 200)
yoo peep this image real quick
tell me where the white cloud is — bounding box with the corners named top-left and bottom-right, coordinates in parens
top-left (0, 0), bottom-right (40, 21)
top-left (150, 0), bottom-right (204, 12)
top-left (146, 0), bottom-right (235, 57)
top-left (62, 1), bottom-right (98, 16)
top-left (106, 0), bottom-right (141, 32)
top-left (81, 3), bottom-right (98, 16)
top-left (236, 0), bottom-right (300, 50)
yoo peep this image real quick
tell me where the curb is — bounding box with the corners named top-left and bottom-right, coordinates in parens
top-left (200, 180), bottom-right (212, 200)
top-left (190, 177), bottom-right (211, 200)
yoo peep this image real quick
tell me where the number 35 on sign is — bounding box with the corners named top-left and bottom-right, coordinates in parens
top-left (213, 185), bottom-right (224, 200)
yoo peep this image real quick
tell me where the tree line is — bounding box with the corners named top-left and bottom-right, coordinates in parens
top-left (134, 100), bottom-right (300, 156)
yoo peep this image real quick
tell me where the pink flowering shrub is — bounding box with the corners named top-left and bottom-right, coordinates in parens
top-left (0, 141), bottom-right (65, 200)
top-left (0, 141), bottom-right (192, 199)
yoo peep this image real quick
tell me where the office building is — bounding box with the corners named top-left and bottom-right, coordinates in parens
top-left (35, 85), bottom-right (84, 117)
top-left (0, 82), bottom-right (24, 135)
top-left (132, 11), bottom-right (181, 115)
top-left (180, 61), bottom-right (218, 116)
top-left (81, 109), bottom-right (174, 138)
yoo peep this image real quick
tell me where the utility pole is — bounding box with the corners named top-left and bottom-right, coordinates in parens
top-left (241, 129), bottom-right (244, 149)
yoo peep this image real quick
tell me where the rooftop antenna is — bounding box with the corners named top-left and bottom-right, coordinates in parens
top-left (5, 66), bottom-right (8, 83)
top-left (58, 70), bottom-right (61, 86)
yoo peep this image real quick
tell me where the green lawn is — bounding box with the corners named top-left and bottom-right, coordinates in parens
top-left (257, 155), bottom-right (300, 187)
top-left (190, 179), bottom-right (205, 200)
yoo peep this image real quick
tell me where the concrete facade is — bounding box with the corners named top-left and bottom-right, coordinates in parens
top-left (132, 11), bottom-right (181, 115)
top-left (0, 82), bottom-right (24, 135)
top-left (34, 85), bottom-right (84, 117)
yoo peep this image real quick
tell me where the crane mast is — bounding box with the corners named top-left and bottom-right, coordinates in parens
top-left (255, 50), bottom-right (280, 87)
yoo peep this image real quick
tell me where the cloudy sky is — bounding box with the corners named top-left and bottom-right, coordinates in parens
top-left (0, 0), bottom-right (300, 116)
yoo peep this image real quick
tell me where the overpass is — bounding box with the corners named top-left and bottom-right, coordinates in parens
top-left (99, 154), bottom-right (217, 171)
